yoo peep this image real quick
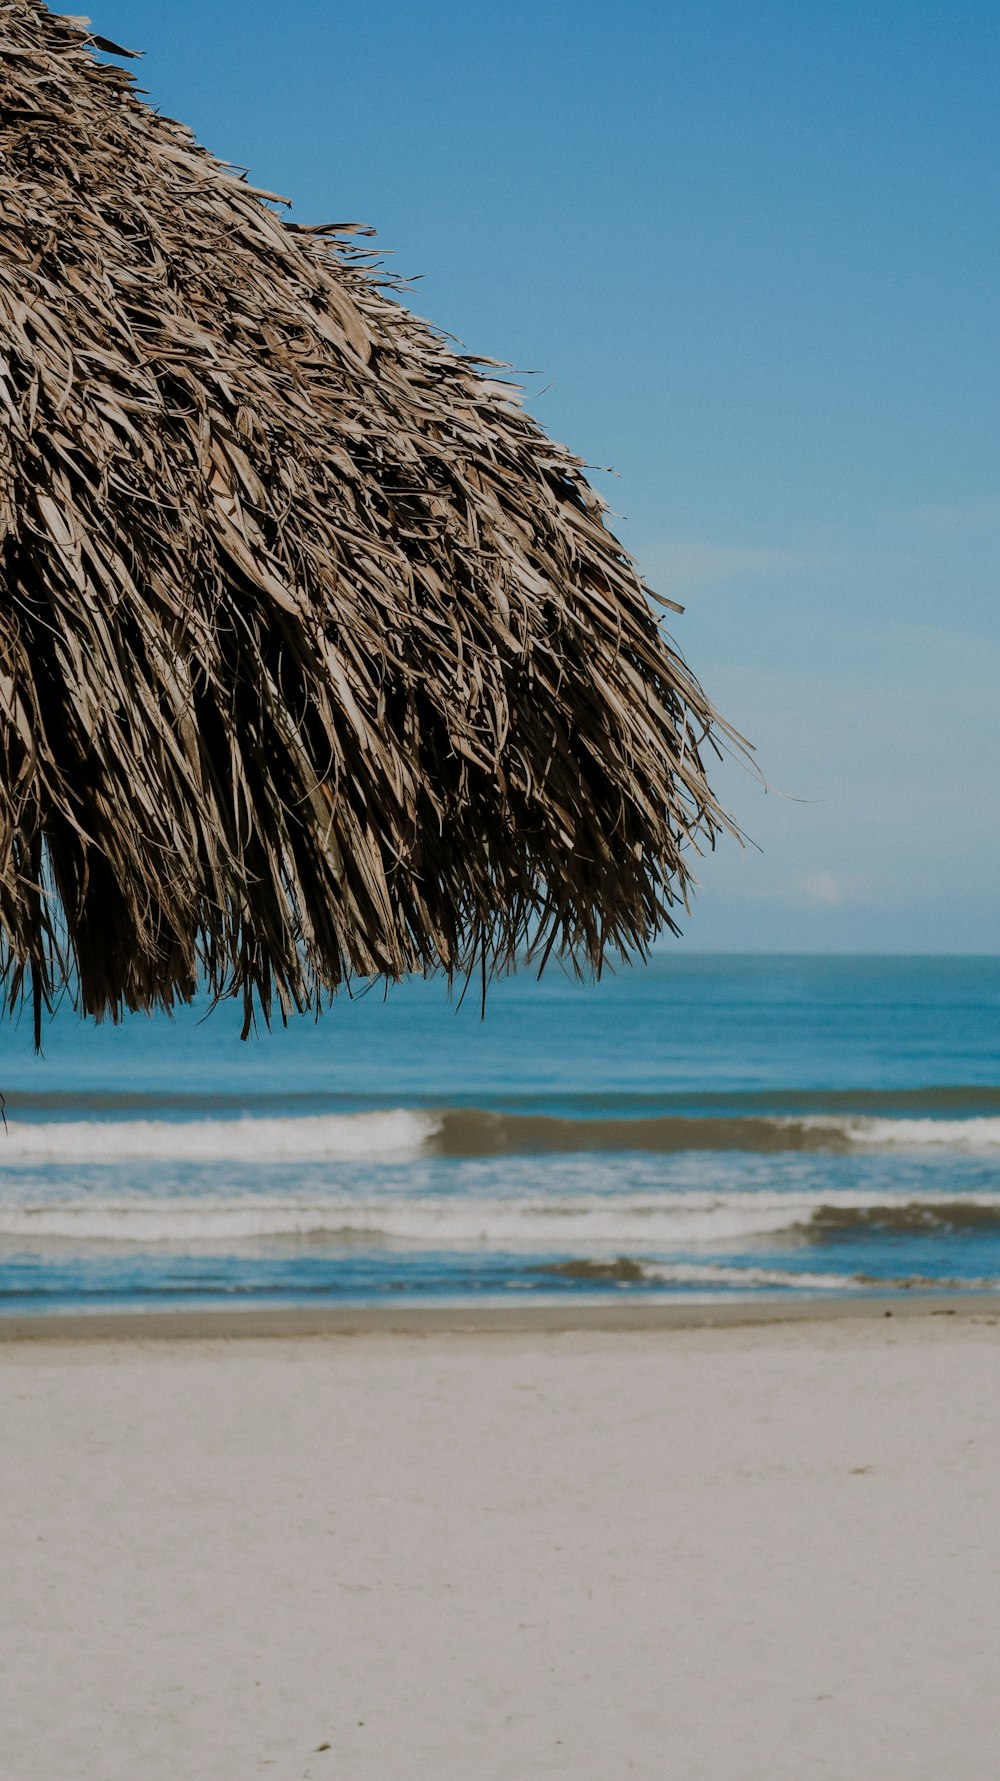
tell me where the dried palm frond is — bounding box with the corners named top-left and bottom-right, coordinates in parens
top-left (0, 1), bottom-right (738, 1041)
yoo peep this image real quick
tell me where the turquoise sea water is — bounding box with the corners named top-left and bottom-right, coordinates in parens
top-left (1, 955), bottom-right (998, 1312)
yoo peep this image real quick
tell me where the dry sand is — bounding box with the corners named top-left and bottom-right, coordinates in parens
top-left (3, 1305), bottom-right (999, 1779)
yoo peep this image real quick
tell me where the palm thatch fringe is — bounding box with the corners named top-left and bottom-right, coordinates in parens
top-left (0, 1), bottom-right (739, 1040)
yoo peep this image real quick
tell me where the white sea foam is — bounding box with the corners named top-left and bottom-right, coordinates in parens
top-left (644, 1261), bottom-right (851, 1290)
top-left (789, 1115), bottom-right (1000, 1151)
top-left (0, 1110), bottom-right (439, 1166)
top-left (2, 1188), bottom-right (999, 1249)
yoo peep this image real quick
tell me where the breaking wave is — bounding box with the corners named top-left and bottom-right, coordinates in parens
top-left (2, 1106), bottom-right (1000, 1165)
top-left (430, 1110), bottom-right (1000, 1155)
top-left (540, 1258), bottom-right (850, 1290)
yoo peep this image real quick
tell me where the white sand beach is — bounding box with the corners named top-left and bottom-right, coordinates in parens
top-left (3, 1306), bottom-right (999, 1780)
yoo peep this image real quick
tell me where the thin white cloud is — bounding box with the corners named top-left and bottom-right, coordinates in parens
top-left (798, 871), bottom-right (848, 909)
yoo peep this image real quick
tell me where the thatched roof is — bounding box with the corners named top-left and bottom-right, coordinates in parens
top-left (0, 1), bottom-right (736, 1039)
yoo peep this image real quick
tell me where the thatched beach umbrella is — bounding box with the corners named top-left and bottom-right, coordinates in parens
top-left (0, 1), bottom-right (735, 1041)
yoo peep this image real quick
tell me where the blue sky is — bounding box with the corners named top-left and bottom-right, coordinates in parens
top-left (96, 0), bottom-right (999, 951)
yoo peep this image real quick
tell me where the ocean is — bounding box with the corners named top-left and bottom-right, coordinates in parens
top-left (0, 954), bottom-right (998, 1314)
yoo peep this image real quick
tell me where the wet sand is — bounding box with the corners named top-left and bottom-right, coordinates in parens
top-left (2, 1290), bottom-right (998, 1340)
top-left (3, 1306), bottom-right (999, 1779)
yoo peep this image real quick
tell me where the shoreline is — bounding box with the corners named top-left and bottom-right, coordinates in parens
top-left (2, 1289), bottom-right (998, 1341)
